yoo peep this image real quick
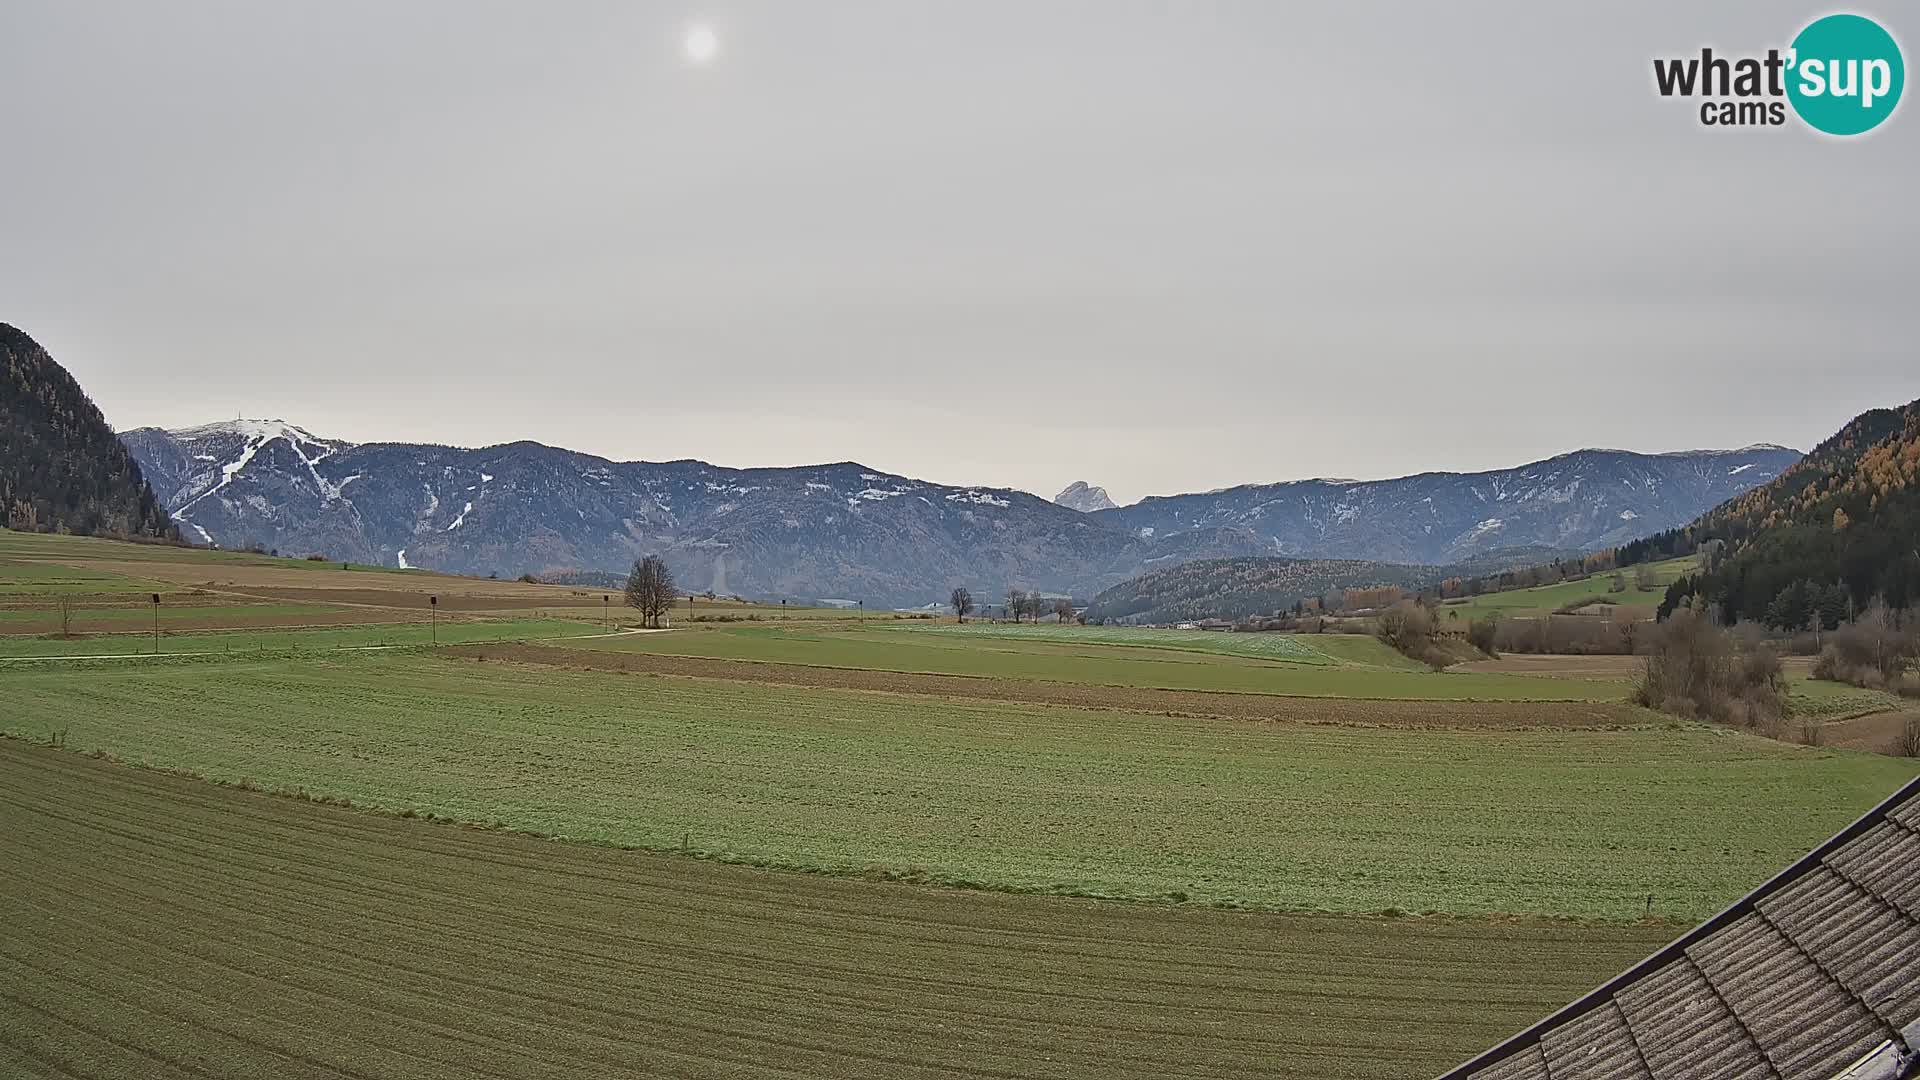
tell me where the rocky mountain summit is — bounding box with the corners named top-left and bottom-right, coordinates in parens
top-left (1053, 481), bottom-right (1118, 512)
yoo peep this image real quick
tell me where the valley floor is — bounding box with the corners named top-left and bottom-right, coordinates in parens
top-left (5, 531), bottom-right (1917, 1079)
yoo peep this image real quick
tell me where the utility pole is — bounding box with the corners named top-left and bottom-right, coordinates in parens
top-left (151, 593), bottom-right (161, 654)
top-left (858, 599), bottom-right (864, 624)
top-left (429, 595), bottom-right (438, 644)
top-left (603, 594), bottom-right (610, 631)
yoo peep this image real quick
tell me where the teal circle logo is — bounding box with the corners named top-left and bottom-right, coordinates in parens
top-left (1787, 14), bottom-right (1904, 135)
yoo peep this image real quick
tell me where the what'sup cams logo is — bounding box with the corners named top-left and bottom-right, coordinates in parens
top-left (1654, 12), bottom-right (1904, 135)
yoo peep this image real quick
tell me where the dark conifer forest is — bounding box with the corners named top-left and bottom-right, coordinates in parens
top-left (1, 323), bottom-right (174, 539)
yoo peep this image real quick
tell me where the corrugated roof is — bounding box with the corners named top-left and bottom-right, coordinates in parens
top-left (1436, 774), bottom-right (1920, 1080)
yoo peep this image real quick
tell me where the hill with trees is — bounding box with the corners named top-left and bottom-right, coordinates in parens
top-left (1, 323), bottom-right (173, 539)
top-left (1623, 398), bottom-right (1920, 624)
top-left (1082, 556), bottom-right (1442, 624)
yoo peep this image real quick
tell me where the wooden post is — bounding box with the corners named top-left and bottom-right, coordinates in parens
top-left (429, 595), bottom-right (438, 644)
top-left (151, 593), bottom-right (161, 654)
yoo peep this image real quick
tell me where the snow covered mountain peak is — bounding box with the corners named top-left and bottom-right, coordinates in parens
top-left (167, 418), bottom-right (347, 448)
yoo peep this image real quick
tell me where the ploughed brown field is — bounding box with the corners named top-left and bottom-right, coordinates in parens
top-left (0, 741), bottom-right (1673, 1080)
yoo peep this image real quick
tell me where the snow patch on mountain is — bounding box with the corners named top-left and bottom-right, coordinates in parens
top-left (947, 491), bottom-right (1010, 508)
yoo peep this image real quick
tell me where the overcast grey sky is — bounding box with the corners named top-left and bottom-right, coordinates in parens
top-left (3, 2), bottom-right (1915, 503)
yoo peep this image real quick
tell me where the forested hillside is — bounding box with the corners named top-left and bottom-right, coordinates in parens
top-left (1083, 557), bottom-right (1440, 624)
top-left (1623, 398), bottom-right (1920, 622)
top-left (0, 324), bottom-right (172, 539)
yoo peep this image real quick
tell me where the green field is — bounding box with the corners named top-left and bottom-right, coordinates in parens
top-left (902, 622), bottom-right (1341, 661)
top-left (578, 624), bottom-right (1623, 700)
top-left (0, 617), bottom-right (598, 658)
top-left (1438, 556), bottom-right (1697, 621)
top-left (0, 742), bottom-right (1674, 1080)
top-left (6, 652), bottom-right (1910, 918)
top-left (1788, 676), bottom-right (1907, 719)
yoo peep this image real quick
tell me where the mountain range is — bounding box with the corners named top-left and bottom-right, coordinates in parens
top-left (1089, 446), bottom-right (1799, 566)
top-left (119, 419), bottom-right (1800, 607)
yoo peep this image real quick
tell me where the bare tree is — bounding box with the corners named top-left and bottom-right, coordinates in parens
top-left (1052, 598), bottom-right (1074, 623)
top-left (624, 555), bottom-right (676, 629)
top-left (1006, 587), bottom-right (1027, 623)
top-left (57, 596), bottom-right (73, 638)
top-left (1613, 604), bottom-right (1641, 654)
top-left (950, 587), bottom-right (974, 623)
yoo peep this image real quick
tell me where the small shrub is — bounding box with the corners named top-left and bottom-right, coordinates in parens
top-left (1900, 717), bottom-right (1920, 758)
top-left (1375, 601), bottom-right (1450, 668)
top-left (1801, 718), bottom-right (1825, 747)
top-left (304, 553), bottom-right (328, 561)
top-left (1812, 645), bottom-right (1843, 682)
top-left (1466, 615), bottom-right (1499, 658)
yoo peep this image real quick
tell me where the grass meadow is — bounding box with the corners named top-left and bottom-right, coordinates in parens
top-left (1436, 556), bottom-right (1698, 621)
top-left (6, 651), bottom-right (1911, 919)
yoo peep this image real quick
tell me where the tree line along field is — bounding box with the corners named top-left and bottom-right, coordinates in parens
top-left (6, 651), bottom-right (1913, 919)
top-left (0, 742), bottom-right (1676, 1080)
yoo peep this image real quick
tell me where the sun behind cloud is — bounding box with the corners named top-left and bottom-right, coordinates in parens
top-left (683, 23), bottom-right (720, 65)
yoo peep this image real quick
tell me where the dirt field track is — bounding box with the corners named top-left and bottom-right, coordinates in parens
top-left (450, 643), bottom-right (1655, 728)
top-left (0, 741), bottom-right (1672, 1080)
top-left (1453, 654), bottom-right (1645, 677)
top-left (1823, 710), bottom-right (1920, 755)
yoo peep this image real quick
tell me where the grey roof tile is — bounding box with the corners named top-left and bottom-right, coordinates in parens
top-left (1760, 866), bottom-right (1920, 1029)
top-left (1540, 1001), bottom-right (1653, 1080)
top-left (1827, 821), bottom-right (1920, 919)
top-left (1616, 958), bottom-right (1777, 1080)
top-left (1688, 912), bottom-right (1889, 1079)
